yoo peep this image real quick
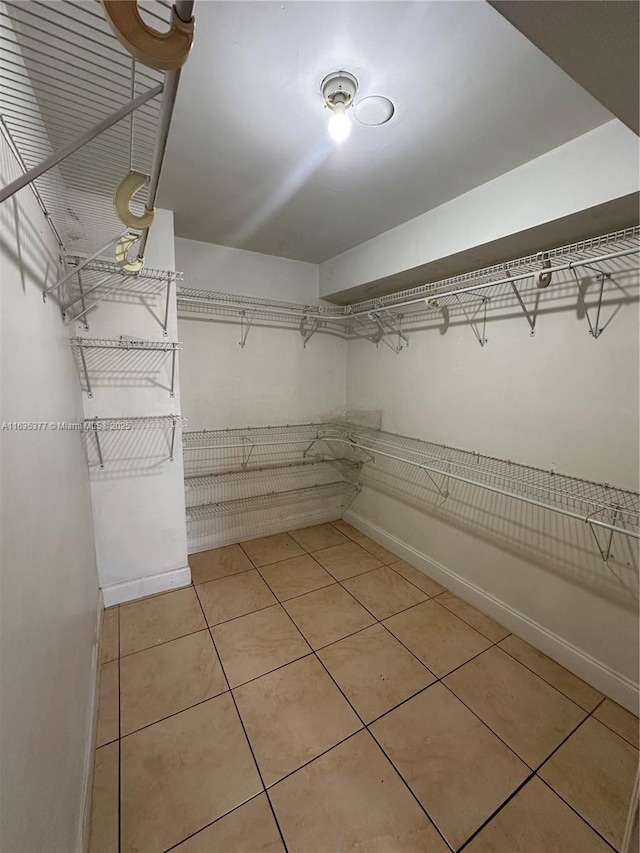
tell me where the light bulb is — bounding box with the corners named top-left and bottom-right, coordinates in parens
top-left (328, 101), bottom-right (351, 142)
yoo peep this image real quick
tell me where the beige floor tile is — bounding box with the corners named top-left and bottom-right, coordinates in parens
top-left (445, 646), bottom-right (587, 767)
top-left (384, 599), bottom-right (491, 677)
top-left (120, 631), bottom-right (227, 735)
top-left (593, 697), bottom-right (639, 748)
top-left (258, 554), bottom-right (334, 601)
top-left (465, 776), bottom-right (612, 853)
top-left (96, 660), bottom-right (118, 747)
top-left (172, 795), bottom-right (284, 853)
top-left (211, 604), bottom-right (310, 687)
top-left (283, 584), bottom-right (375, 649)
top-left (437, 591), bottom-right (509, 643)
top-left (289, 523), bottom-right (349, 551)
top-left (350, 533), bottom-right (398, 564)
top-left (499, 635), bottom-right (603, 711)
top-left (330, 519), bottom-right (362, 540)
top-left (371, 683), bottom-right (529, 849)
top-left (88, 742), bottom-right (118, 853)
top-left (189, 544), bottom-right (253, 585)
top-left (270, 730), bottom-right (448, 853)
top-left (196, 570), bottom-right (277, 626)
top-left (538, 717), bottom-right (638, 849)
top-left (100, 607), bottom-right (119, 664)
top-left (119, 587), bottom-right (206, 656)
top-left (234, 656), bottom-right (361, 786)
top-left (389, 560), bottom-right (446, 597)
top-left (318, 624), bottom-right (434, 723)
top-left (240, 533), bottom-right (305, 567)
top-left (343, 566), bottom-right (428, 619)
top-left (312, 541), bottom-right (384, 580)
top-left (121, 693), bottom-right (262, 853)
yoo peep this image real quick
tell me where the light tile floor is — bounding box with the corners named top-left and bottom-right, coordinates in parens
top-left (90, 522), bottom-right (639, 853)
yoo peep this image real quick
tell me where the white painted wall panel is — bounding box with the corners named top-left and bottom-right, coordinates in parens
top-left (80, 210), bottom-right (189, 603)
top-left (0, 135), bottom-right (100, 853)
top-left (345, 260), bottom-right (639, 703)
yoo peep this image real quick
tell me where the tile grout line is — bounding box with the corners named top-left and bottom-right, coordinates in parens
top-left (161, 791), bottom-right (271, 853)
top-left (192, 580), bottom-right (291, 853)
top-left (307, 538), bottom-right (611, 720)
top-left (118, 624), bottom-right (212, 661)
top-left (271, 579), bottom-right (456, 853)
top-left (533, 774), bottom-right (618, 853)
top-left (327, 522), bottom-right (615, 715)
top-left (290, 543), bottom-right (614, 849)
top-left (120, 532), bottom-right (634, 852)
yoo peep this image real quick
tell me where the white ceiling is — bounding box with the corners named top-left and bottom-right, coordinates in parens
top-left (159, 1), bottom-right (612, 263)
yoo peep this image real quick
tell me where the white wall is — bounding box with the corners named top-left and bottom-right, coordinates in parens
top-left (344, 258), bottom-right (640, 709)
top-left (176, 237), bottom-right (347, 430)
top-left (320, 120), bottom-right (640, 299)
top-left (79, 210), bottom-right (190, 605)
top-left (0, 137), bottom-right (100, 852)
top-left (176, 237), bottom-right (319, 302)
top-left (175, 238), bottom-right (348, 553)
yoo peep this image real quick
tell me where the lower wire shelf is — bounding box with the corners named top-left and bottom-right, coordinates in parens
top-left (186, 481), bottom-right (360, 552)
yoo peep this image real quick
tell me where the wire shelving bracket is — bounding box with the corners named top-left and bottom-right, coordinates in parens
top-left (60, 257), bottom-right (181, 333)
top-left (70, 337), bottom-right (182, 398)
top-left (312, 425), bottom-right (640, 565)
top-left (86, 414), bottom-right (186, 468)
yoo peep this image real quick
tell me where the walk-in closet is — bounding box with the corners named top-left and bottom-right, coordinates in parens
top-left (1, 2), bottom-right (639, 852)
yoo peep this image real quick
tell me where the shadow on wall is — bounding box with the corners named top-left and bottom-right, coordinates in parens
top-left (82, 423), bottom-right (181, 477)
top-left (356, 459), bottom-right (639, 611)
top-left (0, 192), bottom-right (60, 302)
top-left (70, 345), bottom-right (176, 395)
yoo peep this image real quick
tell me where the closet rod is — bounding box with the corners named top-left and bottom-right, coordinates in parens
top-left (137, 0), bottom-right (194, 261)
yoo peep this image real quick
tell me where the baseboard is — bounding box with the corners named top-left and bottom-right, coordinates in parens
top-left (80, 589), bottom-right (103, 852)
top-left (344, 510), bottom-right (640, 713)
top-left (102, 565), bottom-right (191, 606)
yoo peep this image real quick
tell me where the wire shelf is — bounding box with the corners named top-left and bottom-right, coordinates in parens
top-left (66, 256), bottom-right (182, 284)
top-left (182, 422), bottom-right (337, 449)
top-left (0, 0), bottom-right (170, 255)
top-left (347, 226), bottom-right (640, 314)
top-left (177, 286), bottom-right (345, 320)
top-left (70, 337), bottom-right (181, 351)
top-left (84, 415), bottom-right (185, 430)
top-left (186, 482), bottom-right (360, 521)
top-left (176, 228), bottom-right (639, 335)
top-left (319, 426), bottom-right (639, 536)
top-left (185, 459), bottom-right (359, 491)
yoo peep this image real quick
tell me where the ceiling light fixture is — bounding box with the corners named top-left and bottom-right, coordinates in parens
top-left (321, 71), bottom-right (358, 143)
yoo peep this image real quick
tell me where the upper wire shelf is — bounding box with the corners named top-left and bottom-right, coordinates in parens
top-left (176, 228), bottom-right (639, 349)
top-left (60, 257), bottom-right (181, 330)
top-left (0, 0), bottom-right (168, 255)
top-left (70, 336), bottom-right (181, 351)
top-left (66, 256), bottom-right (181, 284)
